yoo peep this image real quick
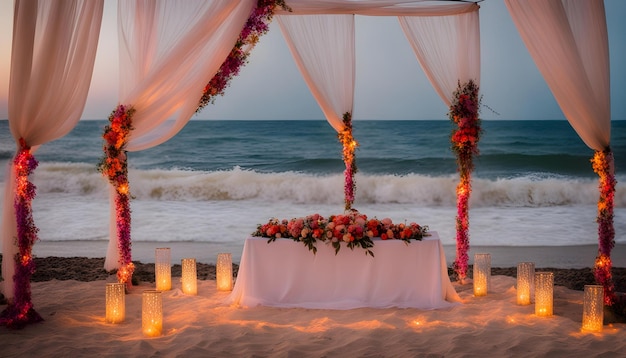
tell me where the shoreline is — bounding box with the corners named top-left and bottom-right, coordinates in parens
top-left (29, 240), bottom-right (626, 269)
top-left (19, 256), bottom-right (626, 294)
top-left (0, 254), bottom-right (624, 295)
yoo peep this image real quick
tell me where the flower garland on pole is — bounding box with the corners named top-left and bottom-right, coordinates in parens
top-left (0, 139), bottom-right (44, 329)
top-left (449, 80), bottom-right (481, 284)
top-left (591, 148), bottom-right (616, 305)
top-left (338, 112), bottom-right (358, 211)
top-left (98, 105), bottom-right (135, 289)
top-left (197, 0), bottom-right (290, 112)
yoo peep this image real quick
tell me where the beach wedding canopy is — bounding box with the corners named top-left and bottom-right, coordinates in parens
top-left (0, 0), bottom-right (616, 329)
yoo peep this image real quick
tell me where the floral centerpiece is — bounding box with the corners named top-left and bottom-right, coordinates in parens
top-left (449, 79), bottom-right (481, 283)
top-left (253, 210), bottom-right (429, 256)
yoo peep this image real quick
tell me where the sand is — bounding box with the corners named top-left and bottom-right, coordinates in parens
top-left (1, 245), bottom-right (625, 357)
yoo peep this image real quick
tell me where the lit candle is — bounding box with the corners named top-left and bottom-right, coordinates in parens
top-left (517, 262), bottom-right (535, 305)
top-left (105, 282), bottom-right (125, 324)
top-left (216, 253), bottom-right (233, 291)
top-left (155, 248), bottom-right (171, 291)
top-left (535, 272), bottom-right (554, 317)
top-left (142, 290), bottom-right (163, 337)
top-left (181, 258), bottom-right (197, 295)
top-left (582, 285), bottom-right (603, 332)
top-left (473, 253), bottom-right (491, 297)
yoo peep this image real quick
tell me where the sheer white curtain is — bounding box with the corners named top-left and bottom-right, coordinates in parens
top-left (277, 14), bottom-right (355, 132)
top-left (398, 8), bottom-right (481, 105)
top-left (1, 0), bottom-right (103, 298)
top-left (505, 0), bottom-right (610, 151)
top-left (104, 0), bottom-right (255, 270)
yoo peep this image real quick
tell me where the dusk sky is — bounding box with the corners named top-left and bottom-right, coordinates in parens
top-left (0, 0), bottom-right (625, 121)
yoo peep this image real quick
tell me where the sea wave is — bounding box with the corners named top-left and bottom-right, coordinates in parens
top-left (19, 162), bottom-right (626, 208)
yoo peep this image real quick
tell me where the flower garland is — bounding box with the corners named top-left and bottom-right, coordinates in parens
top-left (591, 148), bottom-right (616, 305)
top-left (449, 79), bottom-right (481, 283)
top-left (197, 0), bottom-right (290, 111)
top-left (98, 105), bottom-right (135, 288)
top-left (338, 112), bottom-right (358, 211)
top-left (0, 138), bottom-right (44, 329)
top-left (253, 211), bottom-right (429, 257)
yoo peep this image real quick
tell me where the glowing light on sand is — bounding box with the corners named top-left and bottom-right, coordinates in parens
top-left (181, 258), bottom-right (197, 295)
top-left (517, 262), bottom-right (535, 305)
top-left (582, 285), bottom-right (603, 332)
top-left (473, 253), bottom-right (490, 296)
top-left (142, 290), bottom-right (163, 337)
top-left (535, 272), bottom-right (553, 317)
top-left (105, 283), bottom-right (125, 324)
top-left (155, 248), bottom-right (171, 291)
top-left (217, 253), bottom-right (233, 291)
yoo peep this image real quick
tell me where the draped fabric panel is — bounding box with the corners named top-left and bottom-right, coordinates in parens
top-left (505, 0), bottom-right (610, 151)
top-left (104, 0), bottom-right (255, 270)
top-left (1, 0), bottom-right (103, 298)
top-left (275, 0), bottom-right (478, 16)
top-left (277, 14), bottom-right (355, 132)
top-left (398, 8), bottom-right (481, 105)
top-left (118, 0), bottom-right (255, 151)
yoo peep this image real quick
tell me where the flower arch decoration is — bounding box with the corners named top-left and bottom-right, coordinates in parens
top-left (98, 105), bottom-right (135, 288)
top-left (0, 139), bottom-right (44, 329)
top-left (449, 79), bottom-right (481, 283)
top-left (591, 148), bottom-right (616, 305)
top-left (197, 0), bottom-right (290, 111)
top-left (338, 112), bottom-right (358, 211)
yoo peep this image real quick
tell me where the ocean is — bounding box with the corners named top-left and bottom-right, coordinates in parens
top-left (0, 119), bottom-right (625, 263)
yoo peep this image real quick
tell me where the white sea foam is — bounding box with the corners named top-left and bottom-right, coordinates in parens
top-left (1, 162), bottom-right (623, 248)
top-left (25, 162), bottom-right (626, 207)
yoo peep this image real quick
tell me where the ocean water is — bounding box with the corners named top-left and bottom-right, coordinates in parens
top-left (0, 119), bottom-right (625, 256)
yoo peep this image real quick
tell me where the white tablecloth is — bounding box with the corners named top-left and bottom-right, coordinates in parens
top-left (226, 232), bottom-right (461, 310)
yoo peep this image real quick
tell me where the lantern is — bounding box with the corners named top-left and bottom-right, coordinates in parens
top-left (473, 253), bottom-right (491, 296)
top-left (155, 247), bottom-right (171, 291)
top-left (516, 262), bottom-right (535, 305)
top-left (582, 285), bottom-right (604, 332)
top-left (181, 258), bottom-right (197, 295)
top-left (142, 290), bottom-right (163, 337)
top-left (105, 283), bottom-right (125, 324)
top-left (216, 253), bottom-right (233, 291)
top-left (535, 272), bottom-right (554, 317)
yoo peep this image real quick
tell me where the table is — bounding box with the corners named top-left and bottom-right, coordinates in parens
top-left (226, 232), bottom-right (461, 310)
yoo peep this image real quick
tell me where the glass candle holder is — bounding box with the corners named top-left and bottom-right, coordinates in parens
top-left (516, 262), bottom-right (535, 305)
top-left (535, 272), bottom-right (554, 317)
top-left (105, 282), bottom-right (125, 324)
top-left (181, 258), bottom-right (197, 295)
top-left (216, 253), bottom-right (233, 291)
top-left (473, 253), bottom-right (491, 297)
top-left (582, 285), bottom-right (604, 332)
top-left (142, 290), bottom-right (163, 337)
top-left (155, 247), bottom-right (171, 291)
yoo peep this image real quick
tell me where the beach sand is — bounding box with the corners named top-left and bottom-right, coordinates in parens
top-left (1, 245), bottom-right (626, 357)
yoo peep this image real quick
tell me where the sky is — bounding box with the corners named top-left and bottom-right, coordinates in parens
top-left (0, 0), bottom-right (625, 121)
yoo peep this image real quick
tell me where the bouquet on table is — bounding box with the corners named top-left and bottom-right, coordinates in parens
top-left (253, 210), bottom-right (429, 257)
